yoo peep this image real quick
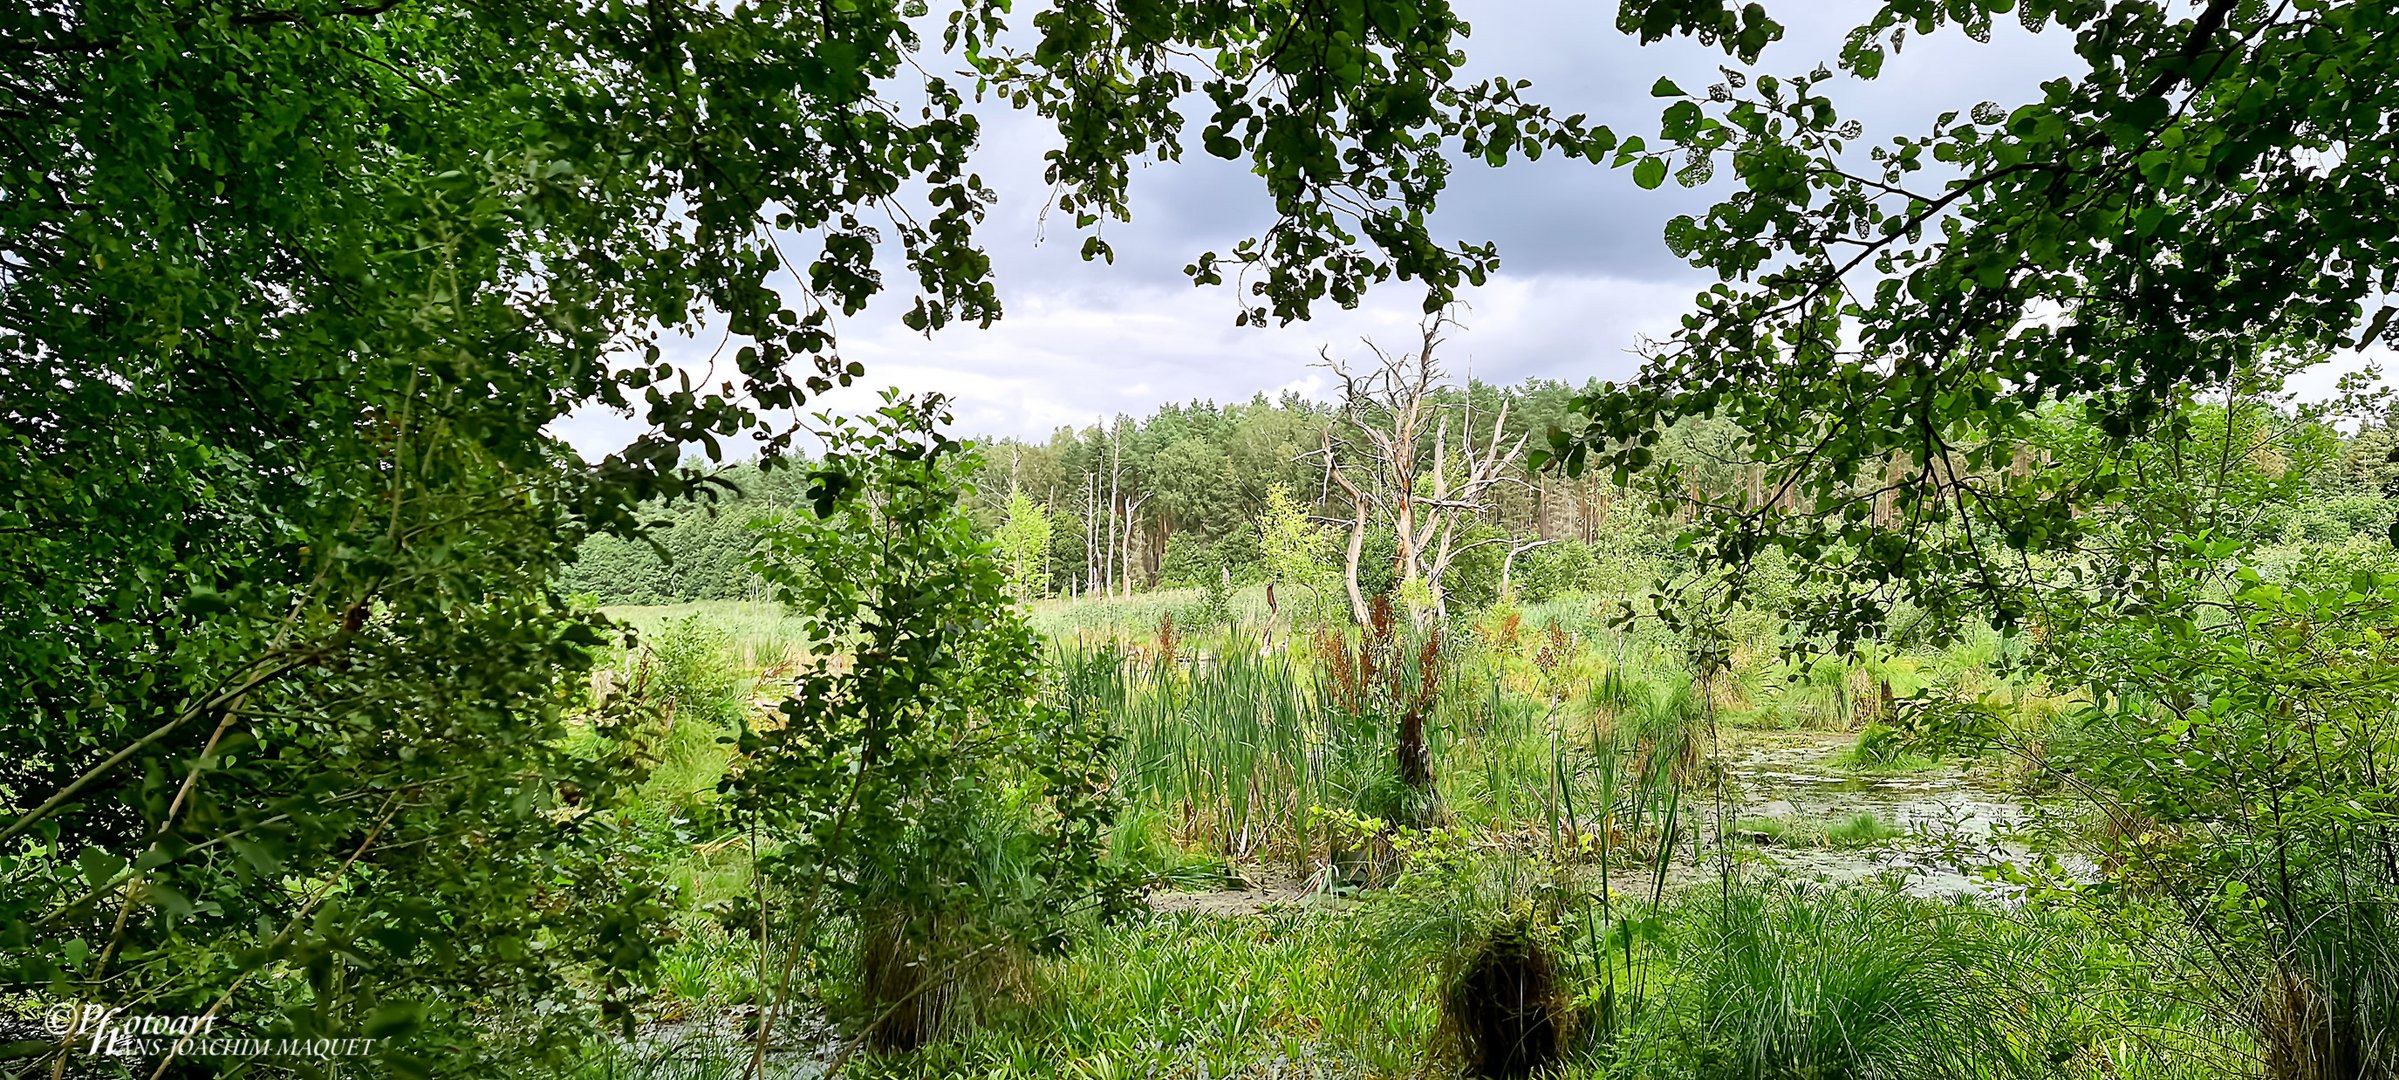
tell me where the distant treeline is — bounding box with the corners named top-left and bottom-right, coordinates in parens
top-left (561, 379), bottom-right (1660, 606)
top-left (562, 384), bottom-right (2399, 608)
top-left (561, 464), bottom-right (814, 605)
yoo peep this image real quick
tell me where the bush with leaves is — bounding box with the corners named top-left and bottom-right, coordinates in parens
top-left (1514, 540), bottom-right (1601, 603)
top-left (1562, 0), bottom-right (2399, 648)
top-left (1180, 571), bottom-right (1239, 634)
top-left (2023, 536), bottom-right (2399, 1078)
top-left (1255, 482), bottom-right (1342, 627)
top-left (734, 394), bottom-right (1133, 1055)
top-left (994, 490), bottom-right (1055, 603)
top-left (615, 616), bottom-right (748, 823)
top-left (1155, 531), bottom-right (1225, 591)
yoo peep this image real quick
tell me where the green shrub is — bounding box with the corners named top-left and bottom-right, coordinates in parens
top-left (1155, 531), bottom-right (1221, 589)
top-left (619, 616), bottom-right (748, 820)
top-left (650, 615), bottom-right (745, 727)
top-left (1179, 570), bottom-right (1237, 632)
top-left (1516, 540), bottom-right (1603, 602)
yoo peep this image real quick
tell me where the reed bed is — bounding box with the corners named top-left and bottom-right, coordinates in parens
top-left (1061, 618), bottom-right (1723, 880)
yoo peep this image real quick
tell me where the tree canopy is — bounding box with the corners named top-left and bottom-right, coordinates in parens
top-left (1558, 0), bottom-right (2399, 641)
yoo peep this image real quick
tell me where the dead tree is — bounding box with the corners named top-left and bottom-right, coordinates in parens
top-left (1118, 490), bottom-right (1149, 599)
top-left (1497, 535), bottom-right (1558, 598)
top-left (1313, 311), bottom-right (1532, 628)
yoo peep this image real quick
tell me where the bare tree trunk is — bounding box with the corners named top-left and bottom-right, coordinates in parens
top-left (1316, 311), bottom-right (1529, 629)
top-left (1261, 580), bottom-right (1279, 655)
top-left (1106, 425), bottom-right (1122, 596)
top-left (1120, 492), bottom-right (1148, 598)
top-left (1499, 537), bottom-right (1556, 599)
top-left (1398, 708), bottom-right (1431, 791)
top-left (1084, 470), bottom-right (1098, 598)
top-left (1324, 429), bottom-right (1373, 627)
top-left (1428, 517), bottom-right (1454, 624)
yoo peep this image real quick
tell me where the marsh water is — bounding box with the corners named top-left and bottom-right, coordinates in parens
top-left (1134, 727), bottom-right (2046, 914)
top-left (1714, 729), bottom-right (2034, 898)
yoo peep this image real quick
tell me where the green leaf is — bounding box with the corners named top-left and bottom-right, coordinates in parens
top-left (365, 1002), bottom-right (426, 1038)
top-left (1852, 45), bottom-right (1885, 79)
top-left (77, 847), bottom-right (124, 890)
top-left (179, 588), bottom-right (233, 617)
top-left (1634, 157), bottom-right (1669, 190)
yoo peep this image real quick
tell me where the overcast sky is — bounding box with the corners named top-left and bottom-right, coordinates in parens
top-left (549, 3), bottom-right (2370, 458)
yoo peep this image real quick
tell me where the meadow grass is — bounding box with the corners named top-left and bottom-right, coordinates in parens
top-left (1821, 811), bottom-right (1901, 848)
top-left (603, 600), bottom-right (815, 672)
top-left (1067, 615), bottom-right (1714, 878)
top-left (1026, 585), bottom-right (1282, 643)
top-left (1739, 812), bottom-right (1899, 850)
top-left (1639, 884), bottom-right (2039, 1079)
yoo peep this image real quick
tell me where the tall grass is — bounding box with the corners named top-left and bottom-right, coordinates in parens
top-left (785, 872), bottom-right (2241, 1080)
top-left (841, 909), bottom-right (1441, 1080)
top-left (1067, 618), bottom-right (1689, 874)
top-left (1646, 884), bottom-right (2039, 1080)
top-left (1075, 640), bottom-right (1329, 866)
top-left (1026, 585), bottom-right (1280, 643)
top-left (578, 587), bottom-right (2285, 1080)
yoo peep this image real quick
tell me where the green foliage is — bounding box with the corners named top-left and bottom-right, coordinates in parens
top-left (1181, 571), bottom-right (1238, 633)
top-left (649, 616), bottom-right (747, 730)
top-left (621, 618), bottom-right (747, 822)
top-left (24, 3), bottom-right (2399, 1072)
top-left (568, 534), bottom-right (678, 606)
top-left (1153, 531), bottom-right (1223, 590)
top-left (1562, 0), bottom-right (2399, 646)
top-left (4, 502), bottom-right (670, 1074)
top-left (1515, 540), bottom-right (1603, 602)
top-left (1257, 482), bottom-right (1342, 626)
top-left (739, 394), bottom-right (1132, 1048)
top-left (974, 1), bottom-right (1626, 325)
top-left (4, 0), bottom-right (1615, 1061)
top-left (560, 462), bottom-right (818, 605)
top-left (995, 490), bottom-right (1055, 602)
top-left (2030, 535), bottom-right (2399, 1072)
top-left (1588, 498), bottom-right (1683, 599)
top-left (1435, 519), bottom-right (1513, 614)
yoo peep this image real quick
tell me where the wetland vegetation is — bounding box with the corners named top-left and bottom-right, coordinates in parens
top-left (557, 384), bottom-right (2399, 1080)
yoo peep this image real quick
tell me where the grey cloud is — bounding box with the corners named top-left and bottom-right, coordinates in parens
top-left (960, 1), bottom-right (2077, 297)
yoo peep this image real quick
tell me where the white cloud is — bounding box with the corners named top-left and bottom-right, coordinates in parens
top-left (547, 270), bottom-right (1704, 459)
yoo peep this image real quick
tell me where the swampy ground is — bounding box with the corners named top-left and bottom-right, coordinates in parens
top-left (570, 594), bottom-right (2259, 1080)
